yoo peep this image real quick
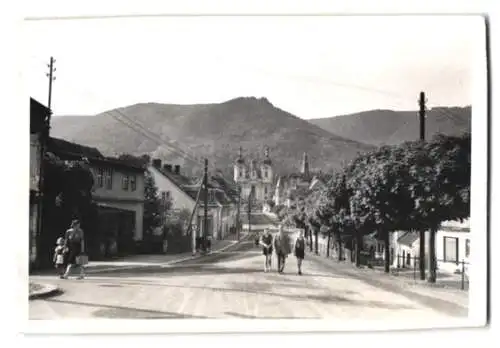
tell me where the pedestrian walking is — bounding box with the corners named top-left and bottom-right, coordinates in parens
top-left (294, 230), bottom-right (306, 275)
top-left (259, 229), bottom-right (273, 272)
top-left (273, 224), bottom-right (291, 274)
top-left (61, 219), bottom-right (87, 280)
top-left (53, 237), bottom-right (67, 278)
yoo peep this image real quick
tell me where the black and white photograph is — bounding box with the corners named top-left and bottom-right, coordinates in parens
top-left (19, 3), bottom-right (489, 336)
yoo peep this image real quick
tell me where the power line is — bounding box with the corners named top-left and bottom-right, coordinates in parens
top-left (30, 59), bottom-right (238, 185)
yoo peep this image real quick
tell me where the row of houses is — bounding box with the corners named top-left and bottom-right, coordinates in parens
top-left (29, 98), bottom-right (240, 269)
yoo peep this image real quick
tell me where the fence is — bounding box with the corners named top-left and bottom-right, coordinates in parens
top-left (303, 235), bottom-right (469, 291)
top-left (393, 254), bottom-right (469, 290)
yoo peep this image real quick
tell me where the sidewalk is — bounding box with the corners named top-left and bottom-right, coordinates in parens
top-left (85, 235), bottom-right (248, 274)
top-left (309, 253), bottom-right (469, 316)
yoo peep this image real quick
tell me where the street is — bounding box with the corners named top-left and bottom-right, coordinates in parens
top-left (29, 240), bottom-right (467, 320)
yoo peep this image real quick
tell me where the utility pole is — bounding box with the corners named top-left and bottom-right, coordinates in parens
top-left (236, 185), bottom-right (241, 241)
top-left (419, 91), bottom-right (426, 141)
top-left (418, 91), bottom-right (427, 281)
top-left (46, 57), bottom-right (56, 109)
top-left (247, 191), bottom-right (252, 236)
top-left (34, 57), bottom-right (55, 269)
top-left (203, 158), bottom-right (209, 254)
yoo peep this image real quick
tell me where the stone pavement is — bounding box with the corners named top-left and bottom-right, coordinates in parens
top-left (29, 242), bottom-right (467, 321)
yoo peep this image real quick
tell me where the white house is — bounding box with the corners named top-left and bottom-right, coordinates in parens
top-left (389, 219), bottom-right (470, 274)
top-left (435, 219), bottom-right (471, 274)
top-left (148, 159), bottom-right (238, 241)
top-left (391, 231), bottom-right (421, 269)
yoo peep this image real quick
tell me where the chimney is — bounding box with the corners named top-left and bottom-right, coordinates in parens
top-left (174, 165), bottom-right (180, 174)
top-left (164, 164), bottom-right (172, 172)
top-left (152, 158), bottom-right (162, 168)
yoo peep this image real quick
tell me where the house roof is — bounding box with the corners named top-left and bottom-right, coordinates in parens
top-left (210, 177), bottom-right (239, 203)
top-left (157, 167), bottom-right (194, 187)
top-left (397, 232), bottom-right (419, 246)
top-left (48, 137), bottom-right (144, 172)
top-left (152, 167), bottom-right (237, 207)
top-left (48, 137), bottom-right (104, 159)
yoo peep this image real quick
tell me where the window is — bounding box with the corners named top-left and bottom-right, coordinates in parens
top-left (122, 175), bottom-right (129, 190)
top-left (264, 186), bottom-right (268, 194)
top-left (96, 168), bottom-right (104, 188)
top-left (264, 169), bottom-right (268, 178)
top-left (104, 168), bottom-right (113, 190)
top-left (239, 170), bottom-right (242, 178)
top-left (130, 175), bottom-right (137, 191)
top-left (465, 239), bottom-right (470, 258)
top-left (443, 236), bottom-right (459, 263)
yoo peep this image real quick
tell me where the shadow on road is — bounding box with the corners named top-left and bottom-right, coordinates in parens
top-left (80, 278), bottom-right (414, 310)
top-left (224, 311), bottom-right (321, 319)
top-left (44, 298), bottom-right (210, 319)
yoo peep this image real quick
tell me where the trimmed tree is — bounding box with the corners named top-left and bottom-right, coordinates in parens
top-left (349, 146), bottom-right (415, 273)
top-left (415, 133), bottom-right (471, 283)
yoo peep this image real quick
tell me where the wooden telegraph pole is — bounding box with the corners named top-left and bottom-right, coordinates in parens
top-left (418, 91), bottom-right (427, 281)
top-left (203, 158), bottom-right (209, 253)
top-left (236, 185), bottom-right (241, 241)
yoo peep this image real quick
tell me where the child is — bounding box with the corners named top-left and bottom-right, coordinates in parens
top-left (53, 237), bottom-right (66, 278)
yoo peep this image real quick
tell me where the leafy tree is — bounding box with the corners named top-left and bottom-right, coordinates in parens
top-left (349, 146), bottom-right (415, 273)
top-left (143, 170), bottom-right (163, 238)
top-left (413, 133), bottom-right (470, 282)
top-left (39, 153), bottom-right (97, 267)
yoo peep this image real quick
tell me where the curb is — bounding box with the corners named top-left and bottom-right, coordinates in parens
top-left (86, 238), bottom-right (248, 274)
top-left (29, 283), bottom-right (61, 300)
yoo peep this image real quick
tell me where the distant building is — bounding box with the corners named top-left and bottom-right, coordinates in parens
top-left (233, 146), bottom-right (274, 204)
top-left (149, 159), bottom-right (239, 241)
top-left (273, 152), bottom-right (314, 207)
top-left (29, 98), bottom-right (51, 268)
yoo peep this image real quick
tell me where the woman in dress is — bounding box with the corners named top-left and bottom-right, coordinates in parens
top-left (294, 230), bottom-right (306, 275)
top-left (62, 219), bottom-right (86, 279)
top-left (259, 228), bottom-right (273, 272)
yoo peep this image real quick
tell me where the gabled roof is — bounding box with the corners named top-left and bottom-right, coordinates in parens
top-left (397, 232), bottom-right (419, 246)
top-left (48, 137), bottom-right (144, 172)
top-left (48, 137), bottom-right (104, 159)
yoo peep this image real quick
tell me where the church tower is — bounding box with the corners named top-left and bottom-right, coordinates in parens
top-left (301, 152), bottom-right (310, 178)
top-left (261, 146), bottom-right (273, 183)
top-left (233, 146), bottom-right (246, 182)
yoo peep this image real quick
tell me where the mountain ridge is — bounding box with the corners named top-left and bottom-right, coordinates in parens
top-left (50, 97), bottom-right (470, 179)
top-left (50, 97), bottom-right (374, 178)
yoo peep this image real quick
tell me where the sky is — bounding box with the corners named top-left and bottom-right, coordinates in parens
top-left (23, 15), bottom-right (484, 119)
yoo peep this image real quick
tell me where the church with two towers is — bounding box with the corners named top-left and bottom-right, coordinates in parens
top-left (233, 146), bottom-right (313, 206)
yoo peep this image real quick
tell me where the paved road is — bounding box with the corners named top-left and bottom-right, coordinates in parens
top-left (29, 240), bottom-right (467, 320)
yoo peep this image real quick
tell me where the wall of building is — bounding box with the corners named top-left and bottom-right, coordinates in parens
top-left (149, 166), bottom-right (196, 212)
top-left (91, 165), bottom-right (145, 240)
top-left (435, 230), bottom-right (470, 273)
top-left (91, 165), bottom-right (145, 202)
top-left (30, 134), bottom-right (41, 192)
